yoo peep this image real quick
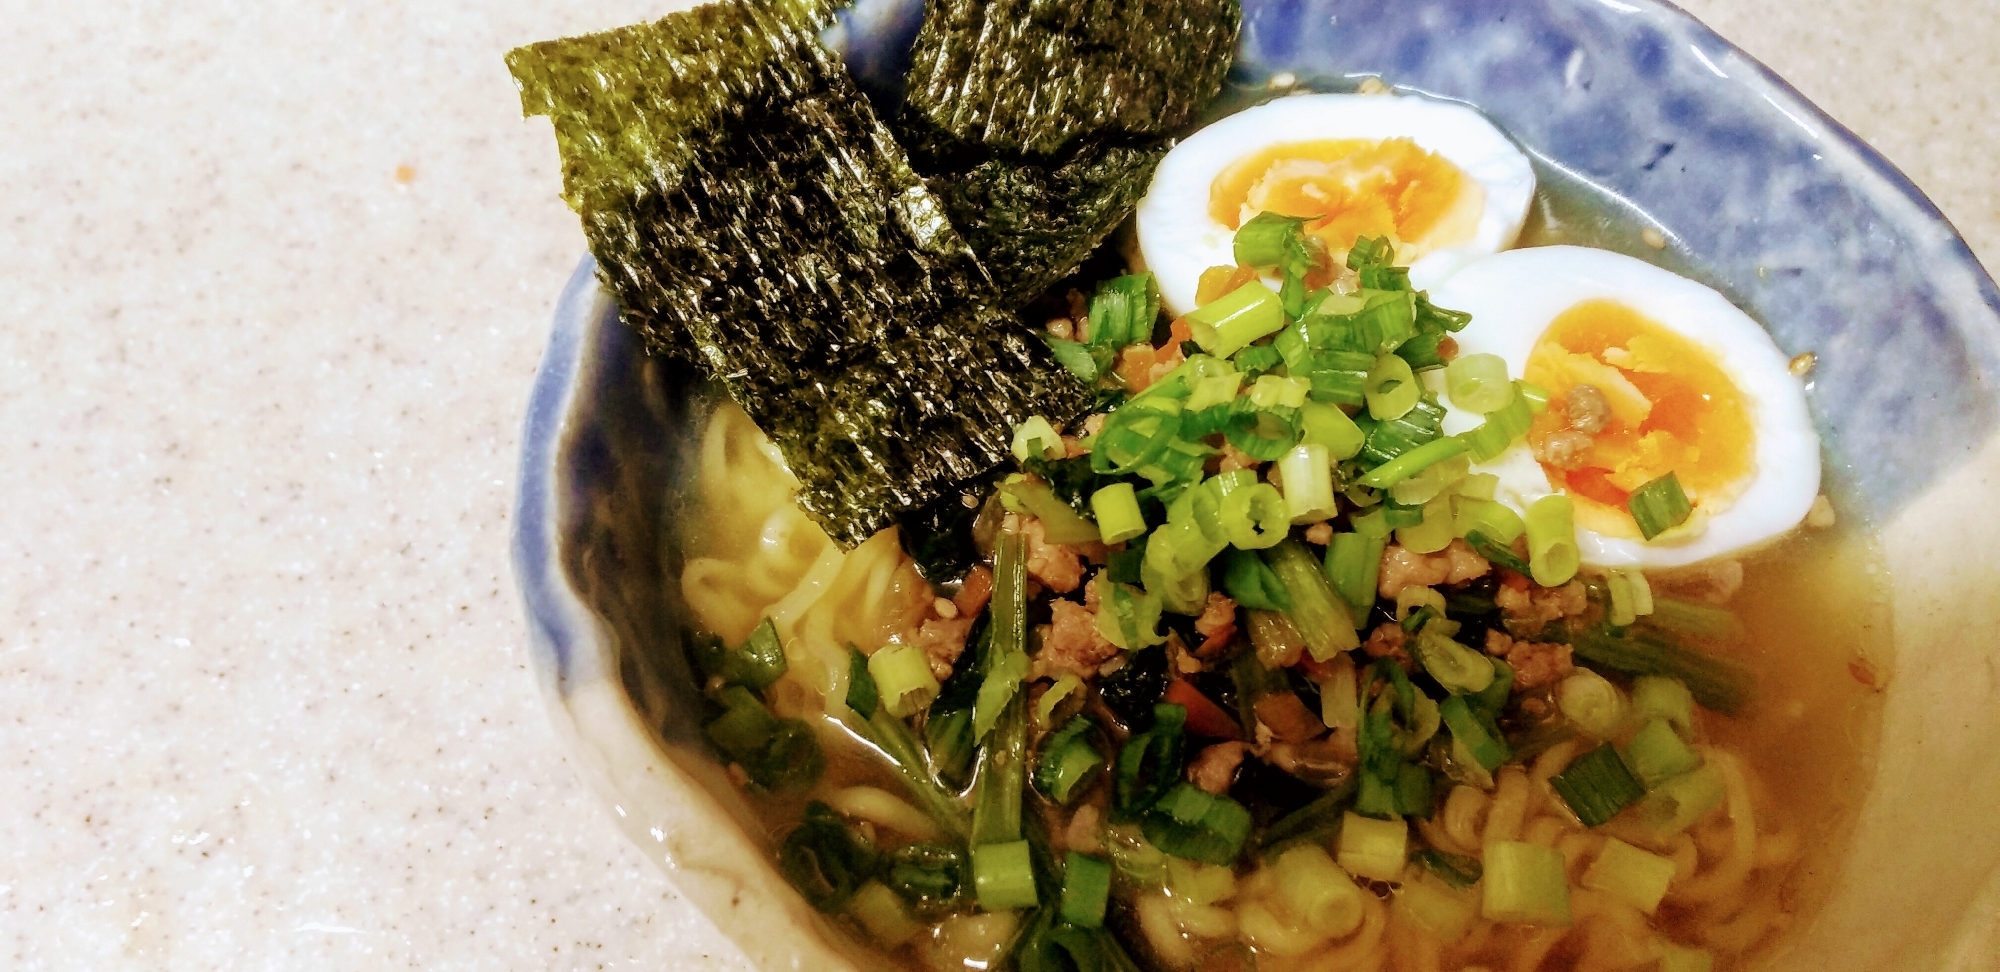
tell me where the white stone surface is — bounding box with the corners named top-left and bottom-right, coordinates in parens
top-left (0, 1), bottom-right (1990, 969)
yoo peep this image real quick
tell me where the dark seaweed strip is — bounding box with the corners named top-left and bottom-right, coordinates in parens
top-left (508, 0), bottom-right (1090, 546)
top-left (896, 0), bottom-right (1241, 305)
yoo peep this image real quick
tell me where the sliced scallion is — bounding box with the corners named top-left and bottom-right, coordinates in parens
top-left (1265, 539), bottom-right (1361, 658)
top-left (1277, 443), bottom-right (1337, 524)
top-left (1087, 273), bottom-right (1161, 350)
top-left (1324, 532), bottom-right (1386, 617)
top-left (1140, 783), bottom-right (1254, 866)
top-left (1059, 852), bottom-right (1114, 928)
top-left (1365, 351), bottom-right (1421, 420)
top-left (1627, 471), bottom-right (1694, 540)
top-left (971, 839), bottom-right (1040, 912)
top-left (1525, 494), bottom-right (1581, 587)
top-left (1549, 743), bottom-right (1645, 827)
top-left (1188, 281), bottom-right (1287, 359)
top-left (1357, 435), bottom-right (1469, 489)
top-left (1445, 353), bottom-right (1514, 413)
top-left (1439, 694), bottom-right (1509, 771)
top-left (1090, 482), bottom-right (1147, 545)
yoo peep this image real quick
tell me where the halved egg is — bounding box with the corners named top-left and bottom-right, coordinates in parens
top-left (1429, 246), bottom-right (1821, 568)
top-left (1138, 93), bottom-right (1537, 315)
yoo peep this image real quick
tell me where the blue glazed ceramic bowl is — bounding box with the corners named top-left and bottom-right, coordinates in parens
top-left (512, 1), bottom-right (2000, 968)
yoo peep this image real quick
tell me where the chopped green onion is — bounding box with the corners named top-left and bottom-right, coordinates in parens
top-left (1416, 292), bottom-right (1473, 333)
top-left (1144, 516), bottom-right (1226, 584)
top-left (1213, 476), bottom-right (1289, 550)
top-left (1630, 676), bottom-right (1697, 736)
top-left (1091, 398), bottom-right (1184, 475)
top-left (1448, 696), bottom-right (1504, 772)
top-left (1142, 548), bottom-right (1211, 616)
top-left (1234, 343), bottom-right (1285, 377)
top-left (1250, 374), bottom-right (1311, 410)
top-left (1569, 626), bottom-right (1753, 715)
top-left (1324, 532), bottom-right (1386, 616)
top-left (1295, 349), bottom-right (1376, 407)
top-left (1299, 401), bottom-right (1366, 460)
top-left (1097, 581), bottom-right (1168, 649)
top-left (1034, 716), bottom-right (1106, 805)
top-left (1394, 491), bottom-right (1456, 554)
top-left (1041, 334), bottom-right (1102, 382)
top-left (1142, 543), bottom-right (1211, 616)
top-left (1348, 236), bottom-right (1395, 270)
top-left (1518, 381), bottom-right (1551, 413)
top-left (1265, 539), bottom-right (1361, 659)
top-left (1001, 478), bottom-right (1101, 544)
top-left (1481, 841), bottom-right (1572, 925)
top-left (1457, 384), bottom-right (1534, 461)
top-left (1357, 395), bottom-right (1447, 464)
top-left (1550, 744), bottom-right (1646, 827)
top-left (1222, 548), bottom-right (1292, 612)
top-left (779, 801), bottom-right (880, 912)
top-left (1457, 472), bottom-right (1500, 500)
top-left (1556, 669), bottom-right (1632, 741)
top-left (1621, 718), bottom-right (1703, 790)
top-left (1461, 531), bottom-right (1530, 577)
top-left (971, 840), bottom-right (1040, 911)
top-left (1185, 371), bottom-right (1243, 412)
top-left (1387, 453), bottom-right (1470, 506)
top-left (1114, 703), bottom-right (1187, 819)
top-left (845, 646), bottom-right (879, 719)
top-left (1012, 415), bottom-right (1065, 462)
top-left (1627, 471), bottom-right (1694, 540)
top-left (1454, 498), bottom-right (1526, 545)
top-left (1525, 494), bottom-right (1581, 587)
top-left (1234, 211), bottom-right (1310, 268)
top-left (924, 708), bottom-right (976, 791)
top-left (1471, 659), bottom-right (1515, 718)
top-left (1365, 351), bottom-right (1421, 420)
top-left (1222, 396), bottom-right (1304, 461)
top-left (1580, 837), bottom-right (1676, 915)
top-left (1394, 328), bottom-right (1449, 372)
top-left (1414, 848), bottom-right (1485, 890)
top-left (1635, 763), bottom-right (1727, 835)
top-left (1445, 353), bottom-right (1514, 413)
top-left (1411, 625), bottom-right (1495, 695)
top-left (885, 842), bottom-right (965, 913)
top-left (1188, 281), bottom-right (1287, 359)
top-left (1088, 272), bottom-right (1161, 350)
top-left (713, 617), bottom-right (788, 690)
top-left (1337, 290), bottom-right (1419, 353)
top-left (706, 685), bottom-right (780, 760)
top-left (1089, 483), bottom-right (1147, 545)
top-left (1059, 852), bottom-right (1114, 928)
top-left (1141, 783), bottom-right (1254, 866)
top-left (860, 703), bottom-right (971, 838)
top-left (1335, 812), bottom-right (1408, 881)
top-left (1358, 435), bottom-right (1469, 489)
top-left (1277, 443), bottom-right (1339, 524)
top-left (848, 880), bottom-right (925, 946)
top-left (1350, 506), bottom-right (1391, 538)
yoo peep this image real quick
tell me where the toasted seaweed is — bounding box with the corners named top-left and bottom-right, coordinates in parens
top-left (508, 0), bottom-right (1090, 546)
top-left (896, 0), bottom-right (1241, 304)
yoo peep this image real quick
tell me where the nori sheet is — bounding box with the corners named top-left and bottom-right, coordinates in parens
top-left (508, 0), bottom-right (1090, 547)
top-left (896, 0), bottom-right (1241, 305)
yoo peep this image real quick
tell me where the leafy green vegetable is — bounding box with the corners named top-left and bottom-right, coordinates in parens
top-left (506, 0), bottom-right (1089, 546)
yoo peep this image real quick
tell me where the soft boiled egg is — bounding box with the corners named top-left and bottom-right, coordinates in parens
top-left (1138, 93), bottom-right (1537, 316)
top-left (1428, 246), bottom-right (1821, 569)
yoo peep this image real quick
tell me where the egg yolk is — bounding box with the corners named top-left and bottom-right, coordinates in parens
top-left (1208, 138), bottom-right (1482, 260)
top-left (1522, 299), bottom-right (1754, 539)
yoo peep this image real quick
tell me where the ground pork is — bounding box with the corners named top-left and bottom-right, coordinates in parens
top-left (1193, 592), bottom-right (1238, 657)
top-left (1485, 629), bottom-right (1574, 691)
top-left (1216, 442), bottom-right (1264, 473)
top-left (913, 617), bottom-right (976, 680)
top-left (1042, 597), bottom-right (1119, 678)
top-left (1361, 621), bottom-right (1411, 665)
top-left (1531, 429), bottom-right (1595, 470)
top-left (1494, 578), bottom-right (1587, 637)
top-left (1064, 804), bottom-right (1103, 854)
top-left (1303, 522), bottom-right (1334, 546)
top-left (1187, 742), bottom-right (1249, 795)
top-left (1566, 384), bottom-right (1612, 434)
top-left (1023, 517), bottom-right (1084, 594)
top-left (1378, 539), bottom-right (1490, 599)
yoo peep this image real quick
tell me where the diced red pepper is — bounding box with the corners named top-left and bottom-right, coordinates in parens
top-left (1163, 679), bottom-right (1241, 740)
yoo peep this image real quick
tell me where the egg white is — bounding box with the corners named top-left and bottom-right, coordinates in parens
top-left (1138, 93), bottom-right (1537, 316)
top-left (1428, 246), bottom-right (1821, 569)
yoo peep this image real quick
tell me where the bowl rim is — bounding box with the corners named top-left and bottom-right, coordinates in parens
top-left (509, 0), bottom-right (2000, 968)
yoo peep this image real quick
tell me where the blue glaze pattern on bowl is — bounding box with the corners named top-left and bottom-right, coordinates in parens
top-left (512, 1), bottom-right (2000, 968)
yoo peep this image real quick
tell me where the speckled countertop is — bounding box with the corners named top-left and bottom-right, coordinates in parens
top-left (1, 1), bottom-right (1992, 969)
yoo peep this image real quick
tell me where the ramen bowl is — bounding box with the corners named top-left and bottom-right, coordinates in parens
top-left (511, 0), bottom-right (2000, 968)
